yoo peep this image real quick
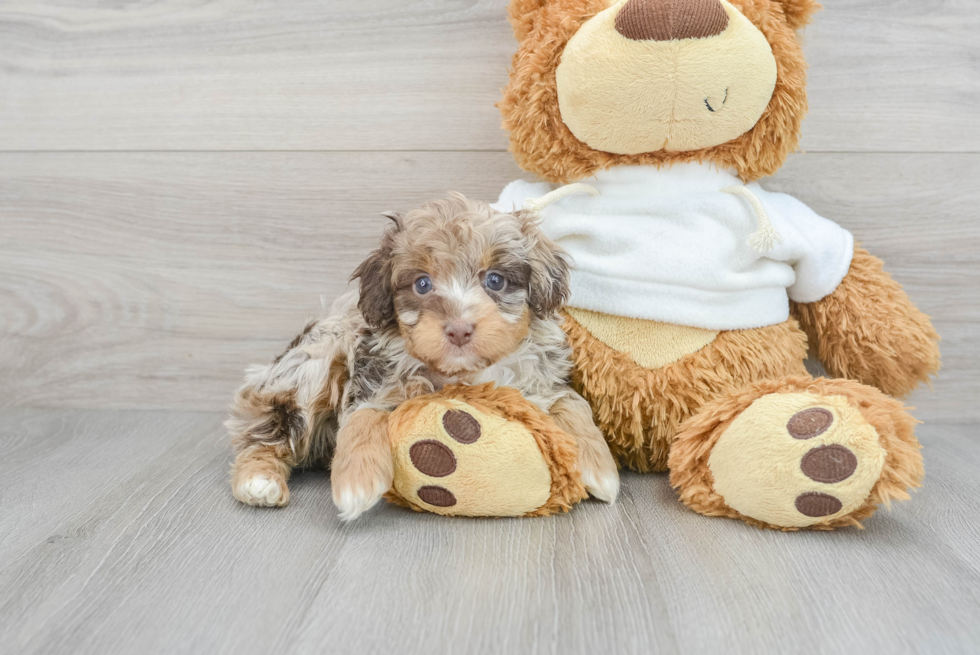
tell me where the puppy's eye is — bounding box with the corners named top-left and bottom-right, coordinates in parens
top-left (414, 276), bottom-right (433, 295)
top-left (484, 271), bottom-right (506, 292)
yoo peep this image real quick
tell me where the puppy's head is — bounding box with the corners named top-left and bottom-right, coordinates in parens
top-left (351, 193), bottom-right (570, 376)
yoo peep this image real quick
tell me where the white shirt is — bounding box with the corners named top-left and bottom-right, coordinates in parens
top-left (492, 163), bottom-right (853, 331)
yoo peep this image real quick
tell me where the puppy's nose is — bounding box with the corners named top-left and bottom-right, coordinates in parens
top-left (444, 321), bottom-right (475, 347)
top-left (615, 0), bottom-right (729, 41)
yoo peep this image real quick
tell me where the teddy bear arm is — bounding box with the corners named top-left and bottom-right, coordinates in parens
top-left (790, 245), bottom-right (940, 399)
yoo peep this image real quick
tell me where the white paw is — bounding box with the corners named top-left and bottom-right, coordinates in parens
top-left (237, 475), bottom-right (285, 507)
top-left (333, 477), bottom-right (389, 522)
top-left (581, 468), bottom-right (620, 504)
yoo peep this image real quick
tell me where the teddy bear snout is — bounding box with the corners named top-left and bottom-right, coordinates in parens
top-left (615, 0), bottom-right (730, 42)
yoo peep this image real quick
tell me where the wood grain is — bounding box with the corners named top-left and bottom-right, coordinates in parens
top-left (0, 0), bottom-right (976, 152)
top-left (0, 1), bottom-right (976, 653)
top-left (1, 410), bottom-right (977, 654)
top-left (0, 151), bottom-right (517, 410)
top-left (1, 151), bottom-right (974, 421)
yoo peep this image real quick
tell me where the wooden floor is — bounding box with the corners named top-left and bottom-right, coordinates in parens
top-left (2, 0), bottom-right (979, 653)
top-left (1, 411), bottom-right (978, 654)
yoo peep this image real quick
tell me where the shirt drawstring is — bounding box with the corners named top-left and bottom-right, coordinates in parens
top-left (523, 180), bottom-right (782, 255)
top-left (722, 185), bottom-right (783, 253)
top-left (522, 182), bottom-right (599, 214)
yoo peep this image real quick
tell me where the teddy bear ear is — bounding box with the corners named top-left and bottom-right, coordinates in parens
top-left (772, 0), bottom-right (822, 31)
top-left (507, 0), bottom-right (548, 40)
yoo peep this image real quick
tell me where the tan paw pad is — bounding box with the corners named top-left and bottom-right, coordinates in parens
top-left (389, 400), bottom-right (553, 516)
top-left (708, 393), bottom-right (886, 528)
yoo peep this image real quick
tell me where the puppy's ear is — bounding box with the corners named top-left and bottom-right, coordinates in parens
top-left (380, 210), bottom-right (404, 231)
top-left (518, 210), bottom-right (571, 318)
top-left (351, 220), bottom-right (400, 329)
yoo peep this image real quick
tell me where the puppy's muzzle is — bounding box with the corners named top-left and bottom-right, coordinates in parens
top-left (444, 321), bottom-right (475, 347)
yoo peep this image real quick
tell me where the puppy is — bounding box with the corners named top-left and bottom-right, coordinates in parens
top-left (226, 193), bottom-right (619, 520)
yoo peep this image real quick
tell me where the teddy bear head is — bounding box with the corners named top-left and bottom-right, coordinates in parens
top-left (500, 0), bottom-right (820, 183)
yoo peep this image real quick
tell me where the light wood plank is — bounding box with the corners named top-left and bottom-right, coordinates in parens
top-left (0, 409), bottom-right (218, 564)
top-left (1, 151), bottom-right (974, 421)
top-left (0, 0), bottom-right (976, 152)
top-left (801, 0), bottom-right (980, 152)
top-left (0, 151), bottom-right (520, 410)
top-left (0, 410), bottom-right (978, 654)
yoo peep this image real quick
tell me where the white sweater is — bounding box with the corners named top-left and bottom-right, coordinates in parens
top-left (492, 163), bottom-right (853, 331)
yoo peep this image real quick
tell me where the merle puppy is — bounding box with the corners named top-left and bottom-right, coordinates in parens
top-left (227, 193), bottom-right (619, 520)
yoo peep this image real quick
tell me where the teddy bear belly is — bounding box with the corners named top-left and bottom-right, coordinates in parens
top-left (565, 307), bottom-right (719, 369)
top-left (562, 310), bottom-right (809, 472)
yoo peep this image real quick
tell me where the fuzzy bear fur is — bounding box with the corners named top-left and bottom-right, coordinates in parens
top-left (501, 0), bottom-right (817, 183)
top-left (667, 375), bottom-right (924, 531)
top-left (499, 0), bottom-right (940, 529)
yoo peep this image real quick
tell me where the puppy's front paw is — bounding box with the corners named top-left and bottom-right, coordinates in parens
top-left (580, 464), bottom-right (620, 504)
top-left (577, 444), bottom-right (620, 504)
top-left (234, 474), bottom-right (289, 507)
top-left (331, 458), bottom-right (393, 522)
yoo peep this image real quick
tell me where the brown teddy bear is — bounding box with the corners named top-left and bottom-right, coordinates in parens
top-left (488, 0), bottom-right (941, 530)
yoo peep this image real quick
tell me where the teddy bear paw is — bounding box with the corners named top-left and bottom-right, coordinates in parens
top-left (388, 402), bottom-right (552, 516)
top-left (704, 392), bottom-right (889, 529)
top-left (385, 386), bottom-right (587, 517)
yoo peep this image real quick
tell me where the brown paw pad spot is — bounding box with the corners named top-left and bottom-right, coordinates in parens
top-left (795, 492), bottom-right (843, 517)
top-left (801, 444), bottom-right (857, 483)
top-left (417, 485), bottom-right (457, 507)
top-left (442, 409), bottom-right (481, 444)
top-left (409, 440), bottom-right (456, 478)
top-left (787, 407), bottom-right (833, 440)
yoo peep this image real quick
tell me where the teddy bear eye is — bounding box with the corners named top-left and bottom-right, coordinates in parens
top-left (484, 271), bottom-right (506, 292)
top-left (414, 276), bottom-right (433, 295)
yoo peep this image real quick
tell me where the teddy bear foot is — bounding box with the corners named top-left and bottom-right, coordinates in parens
top-left (385, 384), bottom-right (587, 517)
top-left (669, 376), bottom-right (924, 530)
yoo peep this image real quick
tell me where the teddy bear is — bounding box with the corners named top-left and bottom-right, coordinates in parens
top-left (481, 0), bottom-right (942, 530)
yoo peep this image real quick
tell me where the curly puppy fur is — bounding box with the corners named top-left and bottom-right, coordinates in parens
top-left (227, 194), bottom-right (618, 518)
top-left (668, 375), bottom-right (924, 531)
top-left (792, 246), bottom-right (941, 399)
top-left (500, 0), bottom-right (819, 183)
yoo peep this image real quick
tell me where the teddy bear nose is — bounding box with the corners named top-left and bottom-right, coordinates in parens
top-left (615, 0), bottom-right (730, 41)
top-left (444, 321), bottom-right (475, 347)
